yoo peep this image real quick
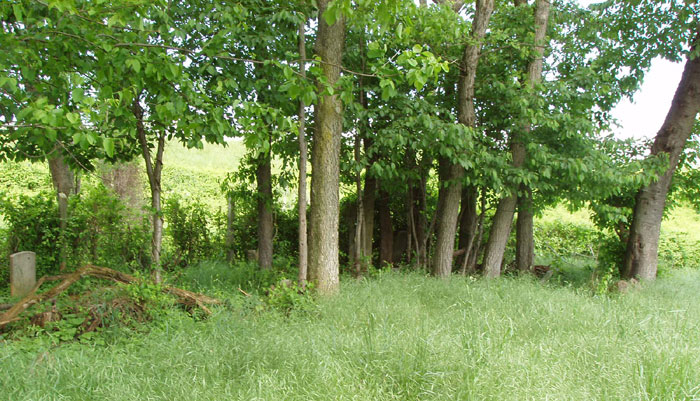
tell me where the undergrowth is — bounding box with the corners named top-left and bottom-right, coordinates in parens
top-left (2, 269), bottom-right (699, 400)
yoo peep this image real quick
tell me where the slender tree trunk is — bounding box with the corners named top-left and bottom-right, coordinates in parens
top-left (516, 189), bottom-right (535, 272)
top-left (362, 172), bottom-right (376, 266)
top-left (133, 98), bottom-right (165, 284)
top-left (483, 0), bottom-right (550, 277)
top-left (226, 192), bottom-right (236, 263)
top-left (353, 132), bottom-right (364, 275)
top-left (48, 145), bottom-right (75, 272)
top-left (309, 0), bottom-right (345, 294)
top-left (467, 194), bottom-right (487, 273)
top-left (297, 19), bottom-right (309, 285)
top-left (623, 37), bottom-right (700, 280)
top-left (413, 175), bottom-right (429, 269)
top-left (457, 185), bottom-right (478, 269)
top-left (378, 188), bottom-right (393, 267)
top-left (256, 151), bottom-right (274, 270)
top-left (432, 0), bottom-right (495, 277)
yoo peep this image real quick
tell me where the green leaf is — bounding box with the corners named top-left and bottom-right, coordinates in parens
top-left (103, 137), bottom-right (115, 157)
top-left (12, 4), bottom-right (23, 21)
top-left (126, 59), bottom-right (141, 73)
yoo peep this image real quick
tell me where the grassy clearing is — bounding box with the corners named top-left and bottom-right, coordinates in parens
top-left (2, 268), bottom-right (699, 401)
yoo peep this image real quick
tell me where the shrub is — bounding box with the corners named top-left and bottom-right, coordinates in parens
top-left (0, 191), bottom-right (61, 277)
top-left (534, 220), bottom-right (599, 259)
top-left (0, 186), bottom-right (150, 279)
top-left (164, 196), bottom-right (223, 267)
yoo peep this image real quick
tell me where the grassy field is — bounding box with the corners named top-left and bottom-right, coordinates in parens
top-left (1, 267), bottom-right (699, 400)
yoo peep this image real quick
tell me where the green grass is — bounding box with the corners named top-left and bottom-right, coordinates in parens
top-left (2, 269), bottom-right (700, 400)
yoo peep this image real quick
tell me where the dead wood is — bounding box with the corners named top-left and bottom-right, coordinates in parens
top-left (0, 264), bottom-right (221, 328)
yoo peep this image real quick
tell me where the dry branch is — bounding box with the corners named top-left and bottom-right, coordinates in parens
top-left (0, 264), bottom-right (221, 328)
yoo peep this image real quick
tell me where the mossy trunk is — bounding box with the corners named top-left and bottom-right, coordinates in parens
top-left (308, 0), bottom-right (345, 294)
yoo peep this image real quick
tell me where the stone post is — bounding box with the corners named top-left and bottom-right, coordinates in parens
top-left (10, 251), bottom-right (36, 297)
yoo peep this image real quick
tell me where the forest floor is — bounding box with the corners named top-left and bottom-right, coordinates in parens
top-left (1, 266), bottom-right (699, 401)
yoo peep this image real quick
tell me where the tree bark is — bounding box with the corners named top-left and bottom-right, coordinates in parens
top-left (483, 0), bottom-right (550, 277)
top-left (457, 185), bottom-right (478, 269)
top-left (297, 19), bottom-right (309, 285)
top-left (256, 151), bottom-right (274, 270)
top-left (516, 189), bottom-right (535, 271)
top-left (623, 37), bottom-right (700, 280)
top-left (133, 98), bottom-right (164, 284)
top-left (378, 188), bottom-right (394, 267)
top-left (226, 192), bottom-right (236, 263)
top-left (432, 0), bottom-right (495, 277)
top-left (47, 145), bottom-right (75, 272)
top-left (353, 131), bottom-right (364, 275)
top-left (362, 171), bottom-right (376, 266)
top-left (309, 0), bottom-right (345, 294)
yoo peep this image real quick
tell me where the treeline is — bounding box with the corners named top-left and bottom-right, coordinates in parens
top-left (1, 0), bottom-right (699, 293)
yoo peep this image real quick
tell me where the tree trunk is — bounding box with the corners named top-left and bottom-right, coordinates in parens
top-left (516, 190), bottom-right (535, 272)
top-left (297, 19), bottom-right (309, 285)
top-left (309, 0), bottom-right (345, 294)
top-left (226, 192), bottom-right (236, 263)
top-left (133, 98), bottom-right (164, 284)
top-left (432, 159), bottom-right (464, 276)
top-left (378, 188), bottom-right (393, 267)
top-left (362, 172), bottom-right (376, 267)
top-left (457, 185), bottom-right (478, 269)
top-left (482, 0), bottom-right (550, 277)
top-left (353, 132), bottom-right (364, 275)
top-left (432, 0), bottom-right (494, 277)
top-left (256, 151), bottom-right (274, 270)
top-left (623, 37), bottom-right (700, 280)
top-left (47, 146), bottom-right (75, 272)
top-left (467, 194), bottom-right (487, 273)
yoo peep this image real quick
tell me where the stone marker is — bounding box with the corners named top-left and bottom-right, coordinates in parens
top-left (10, 251), bottom-right (36, 297)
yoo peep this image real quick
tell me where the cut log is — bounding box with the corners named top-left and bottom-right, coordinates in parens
top-left (0, 264), bottom-right (221, 328)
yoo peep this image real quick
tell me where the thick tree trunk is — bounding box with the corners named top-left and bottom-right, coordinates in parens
top-left (297, 20), bottom-right (309, 285)
top-left (623, 41), bottom-right (700, 280)
top-left (378, 188), bottom-right (393, 267)
top-left (256, 152), bottom-right (274, 270)
top-left (134, 98), bottom-right (164, 284)
top-left (516, 190), bottom-right (535, 272)
top-left (48, 146), bottom-right (75, 272)
top-left (432, 159), bottom-right (464, 276)
top-left (483, 0), bottom-right (550, 277)
top-left (483, 196), bottom-right (517, 277)
top-left (432, 0), bottom-right (494, 277)
top-left (309, 0), bottom-right (345, 294)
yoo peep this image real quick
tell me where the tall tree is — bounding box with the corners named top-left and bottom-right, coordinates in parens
top-left (623, 29), bottom-right (700, 280)
top-left (432, 0), bottom-right (495, 277)
top-left (308, 0), bottom-right (346, 294)
top-left (483, 0), bottom-right (549, 277)
top-left (297, 18), bottom-right (309, 284)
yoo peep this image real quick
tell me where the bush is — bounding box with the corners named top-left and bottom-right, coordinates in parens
top-left (658, 232), bottom-right (700, 271)
top-left (0, 186), bottom-right (150, 279)
top-left (164, 196), bottom-right (225, 267)
top-left (68, 185), bottom-right (151, 270)
top-left (0, 191), bottom-right (61, 278)
top-left (534, 220), bottom-right (599, 259)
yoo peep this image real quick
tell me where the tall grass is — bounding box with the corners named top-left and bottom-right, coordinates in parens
top-left (2, 269), bottom-right (699, 400)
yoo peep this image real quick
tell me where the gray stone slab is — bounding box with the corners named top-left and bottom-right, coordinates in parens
top-left (10, 251), bottom-right (36, 297)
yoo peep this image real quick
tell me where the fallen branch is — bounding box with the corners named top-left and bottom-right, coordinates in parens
top-left (0, 264), bottom-right (221, 328)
